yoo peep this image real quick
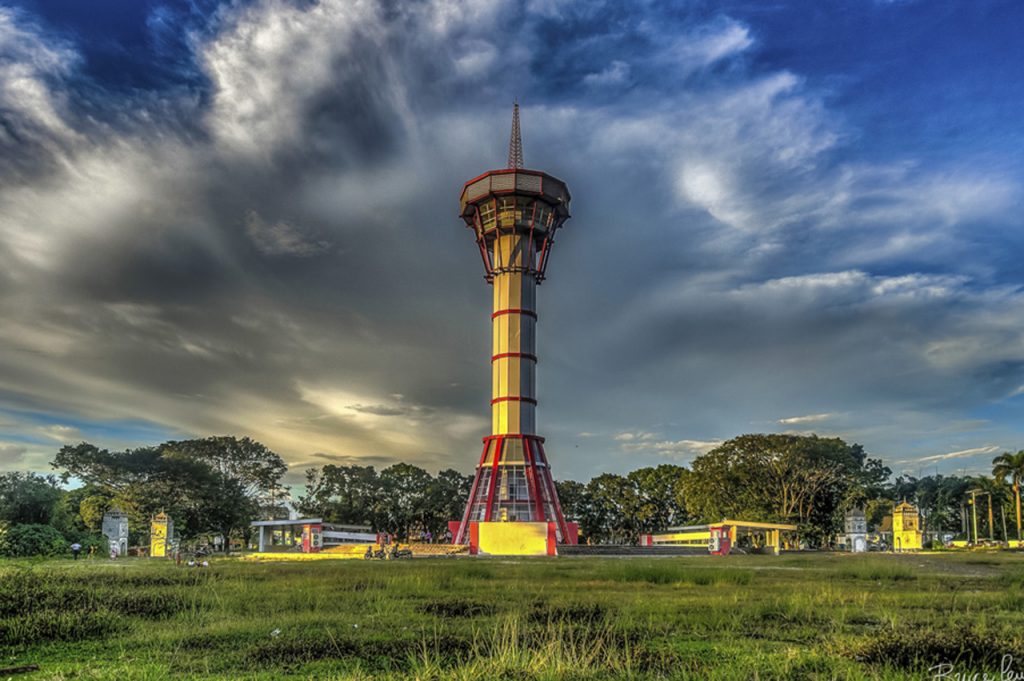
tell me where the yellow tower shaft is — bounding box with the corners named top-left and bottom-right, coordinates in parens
top-left (491, 233), bottom-right (537, 435)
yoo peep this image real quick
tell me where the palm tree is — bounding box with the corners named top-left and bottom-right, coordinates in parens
top-left (993, 450), bottom-right (1024, 542)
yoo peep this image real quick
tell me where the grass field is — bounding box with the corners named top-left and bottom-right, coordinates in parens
top-left (2, 552), bottom-right (1024, 680)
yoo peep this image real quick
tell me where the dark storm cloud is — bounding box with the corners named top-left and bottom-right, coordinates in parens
top-left (0, 0), bottom-right (1021, 483)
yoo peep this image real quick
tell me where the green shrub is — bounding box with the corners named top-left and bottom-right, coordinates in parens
top-left (0, 523), bottom-right (67, 557)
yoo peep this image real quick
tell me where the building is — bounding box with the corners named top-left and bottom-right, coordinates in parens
top-left (642, 520), bottom-right (798, 556)
top-left (150, 512), bottom-right (173, 558)
top-left (101, 507), bottom-right (129, 558)
top-left (892, 500), bottom-right (923, 551)
top-left (844, 507), bottom-right (868, 553)
top-left (249, 519), bottom-right (376, 553)
top-left (452, 105), bottom-right (577, 552)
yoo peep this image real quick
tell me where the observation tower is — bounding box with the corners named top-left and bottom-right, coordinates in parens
top-left (454, 104), bottom-right (573, 544)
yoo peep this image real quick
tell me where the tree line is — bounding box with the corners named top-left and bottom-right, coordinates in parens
top-left (0, 437), bottom-right (288, 556)
top-left (1, 433), bottom-right (1021, 556)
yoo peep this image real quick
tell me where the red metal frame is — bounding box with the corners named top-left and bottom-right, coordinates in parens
top-left (460, 171), bottom-right (570, 286)
top-left (492, 308), bottom-right (538, 319)
top-left (533, 440), bottom-right (570, 542)
top-left (454, 442), bottom-right (489, 543)
top-left (491, 352), bottom-right (537, 362)
top-left (490, 396), bottom-right (537, 405)
top-left (455, 434), bottom-right (571, 544)
top-left (536, 235), bottom-right (554, 281)
top-left (522, 438), bottom-right (547, 522)
top-left (483, 436), bottom-right (504, 522)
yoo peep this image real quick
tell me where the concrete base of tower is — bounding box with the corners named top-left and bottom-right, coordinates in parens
top-left (470, 521), bottom-right (557, 556)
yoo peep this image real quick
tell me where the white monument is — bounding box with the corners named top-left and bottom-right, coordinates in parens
top-left (844, 507), bottom-right (868, 553)
top-left (102, 508), bottom-right (129, 558)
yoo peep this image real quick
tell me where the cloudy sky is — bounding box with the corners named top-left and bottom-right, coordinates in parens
top-left (0, 0), bottom-right (1022, 485)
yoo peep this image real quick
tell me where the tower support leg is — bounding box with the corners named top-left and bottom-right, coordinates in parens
top-left (455, 434), bottom-right (569, 545)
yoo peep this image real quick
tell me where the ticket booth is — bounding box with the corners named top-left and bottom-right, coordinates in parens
top-left (301, 523), bottom-right (323, 553)
top-left (709, 525), bottom-right (732, 556)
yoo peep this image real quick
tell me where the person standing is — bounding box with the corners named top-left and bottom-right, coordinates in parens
top-left (70, 542), bottom-right (82, 560)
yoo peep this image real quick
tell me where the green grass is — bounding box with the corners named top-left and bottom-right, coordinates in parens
top-left (1, 552), bottom-right (1024, 679)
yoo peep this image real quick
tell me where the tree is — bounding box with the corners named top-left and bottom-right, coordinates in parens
top-left (584, 473), bottom-right (636, 544)
top-left (52, 440), bottom-right (279, 547)
top-left (374, 463), bottom-right (433, 539)
top-left (905, 475), bottom-right (973, 536)
top-left (0, 472), bottom-right (62, 526)
top-left (0, 523), bottom-right (66, 557)
top-left (297, 465), bottom-right (378, 524)
top-left (993, 450), bottom-right (1024, 541)
top-left (164, 437), bottom-right (289, 515)
top-left (78, 493), bottom-right (113, 532)
top-left (554, 480), bottom-right (587, 525)
top-left (421, 469), bottom-right (472, 537)
top-left (682, 434), bottom-right (885, 547)
top-left (298, 464), bottom-right (471, 539)
top-left (971, 475), bottom-right (1011, 541)
top-left (51, 484), bottom-right (110, 543)
top-left (627, 465), bottom-right (690, 533)
top-left (161, 437), bottom-right (289, 550)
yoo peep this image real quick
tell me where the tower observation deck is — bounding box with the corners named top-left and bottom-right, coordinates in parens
top-left (454, 105), bottom-right (573, 544)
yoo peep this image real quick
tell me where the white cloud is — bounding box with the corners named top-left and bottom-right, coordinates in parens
top-left (911, 445), bottom-right (1001, 463)
top-left (670, 18), bottom-right (753, 69)
top-left (676, 162), bottom-right (734, 223)
top-left (0, 9), bottom-right (79, 147)
top-left (778, 413), bottom-right (835, 425)
top-left (38, 424), bottom-right (80, 442)
top-left (202, 0), bottom-right (401, 157)
top-left (422, 0), bottom-right (508, 36)
top-left (583, 60), bottom-right (630, 87)
top-left (295, 383), bottom-right (487, 461)
top-left (0, 442), bottom-right (28, 466)
top-left (453, 40), bottom-right (498, 77)
top-left (245, 211), bottom-right (330, 257)
top-left (621, 438), bottom-right (723, 459)
top-left (0, 142), bottom-right (199, 269)
top-left (613, 431), bottom-right (655, 442)
top-left (610, 429), bottom-right (721, 460)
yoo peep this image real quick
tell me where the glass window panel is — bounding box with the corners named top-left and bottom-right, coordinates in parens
top-left (535, 205), bottom-right (550, 232)
top-left (498, 198), bottom-right (516, 228)
top-left (503, 440), bottom-right (523, 462)
top-left (478, 201), bottom-right (496, 231)
top-left (516, 198), bottom-right (533, 228)
top-left (544, 207), bottom-right (555, 229)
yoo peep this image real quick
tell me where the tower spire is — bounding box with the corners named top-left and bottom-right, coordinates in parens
top-left (507, 101), bottom-right (524, 169)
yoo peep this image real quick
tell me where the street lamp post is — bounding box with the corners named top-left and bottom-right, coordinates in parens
top-left (987, 493), bottom-right (995, 541)
top-left (970, 490), bottom-right (979, 544)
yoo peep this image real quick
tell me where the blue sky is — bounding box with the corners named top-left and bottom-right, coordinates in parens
top-left (0, 0), bottom-right (1021, 484)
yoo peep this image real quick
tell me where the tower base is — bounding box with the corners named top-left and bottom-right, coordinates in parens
top-left (466, 521), bottom-right (558, 556)
top-left (454, 434), bottom-right (572, 544)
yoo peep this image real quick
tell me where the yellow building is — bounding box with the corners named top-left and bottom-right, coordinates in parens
top-left (150, 512), bottom-right (172, 558)
top-left (892, 501), bottom-right (923, 551)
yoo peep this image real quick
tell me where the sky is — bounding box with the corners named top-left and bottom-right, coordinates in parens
top-left (0, 0), bottom-right (1022, 486)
